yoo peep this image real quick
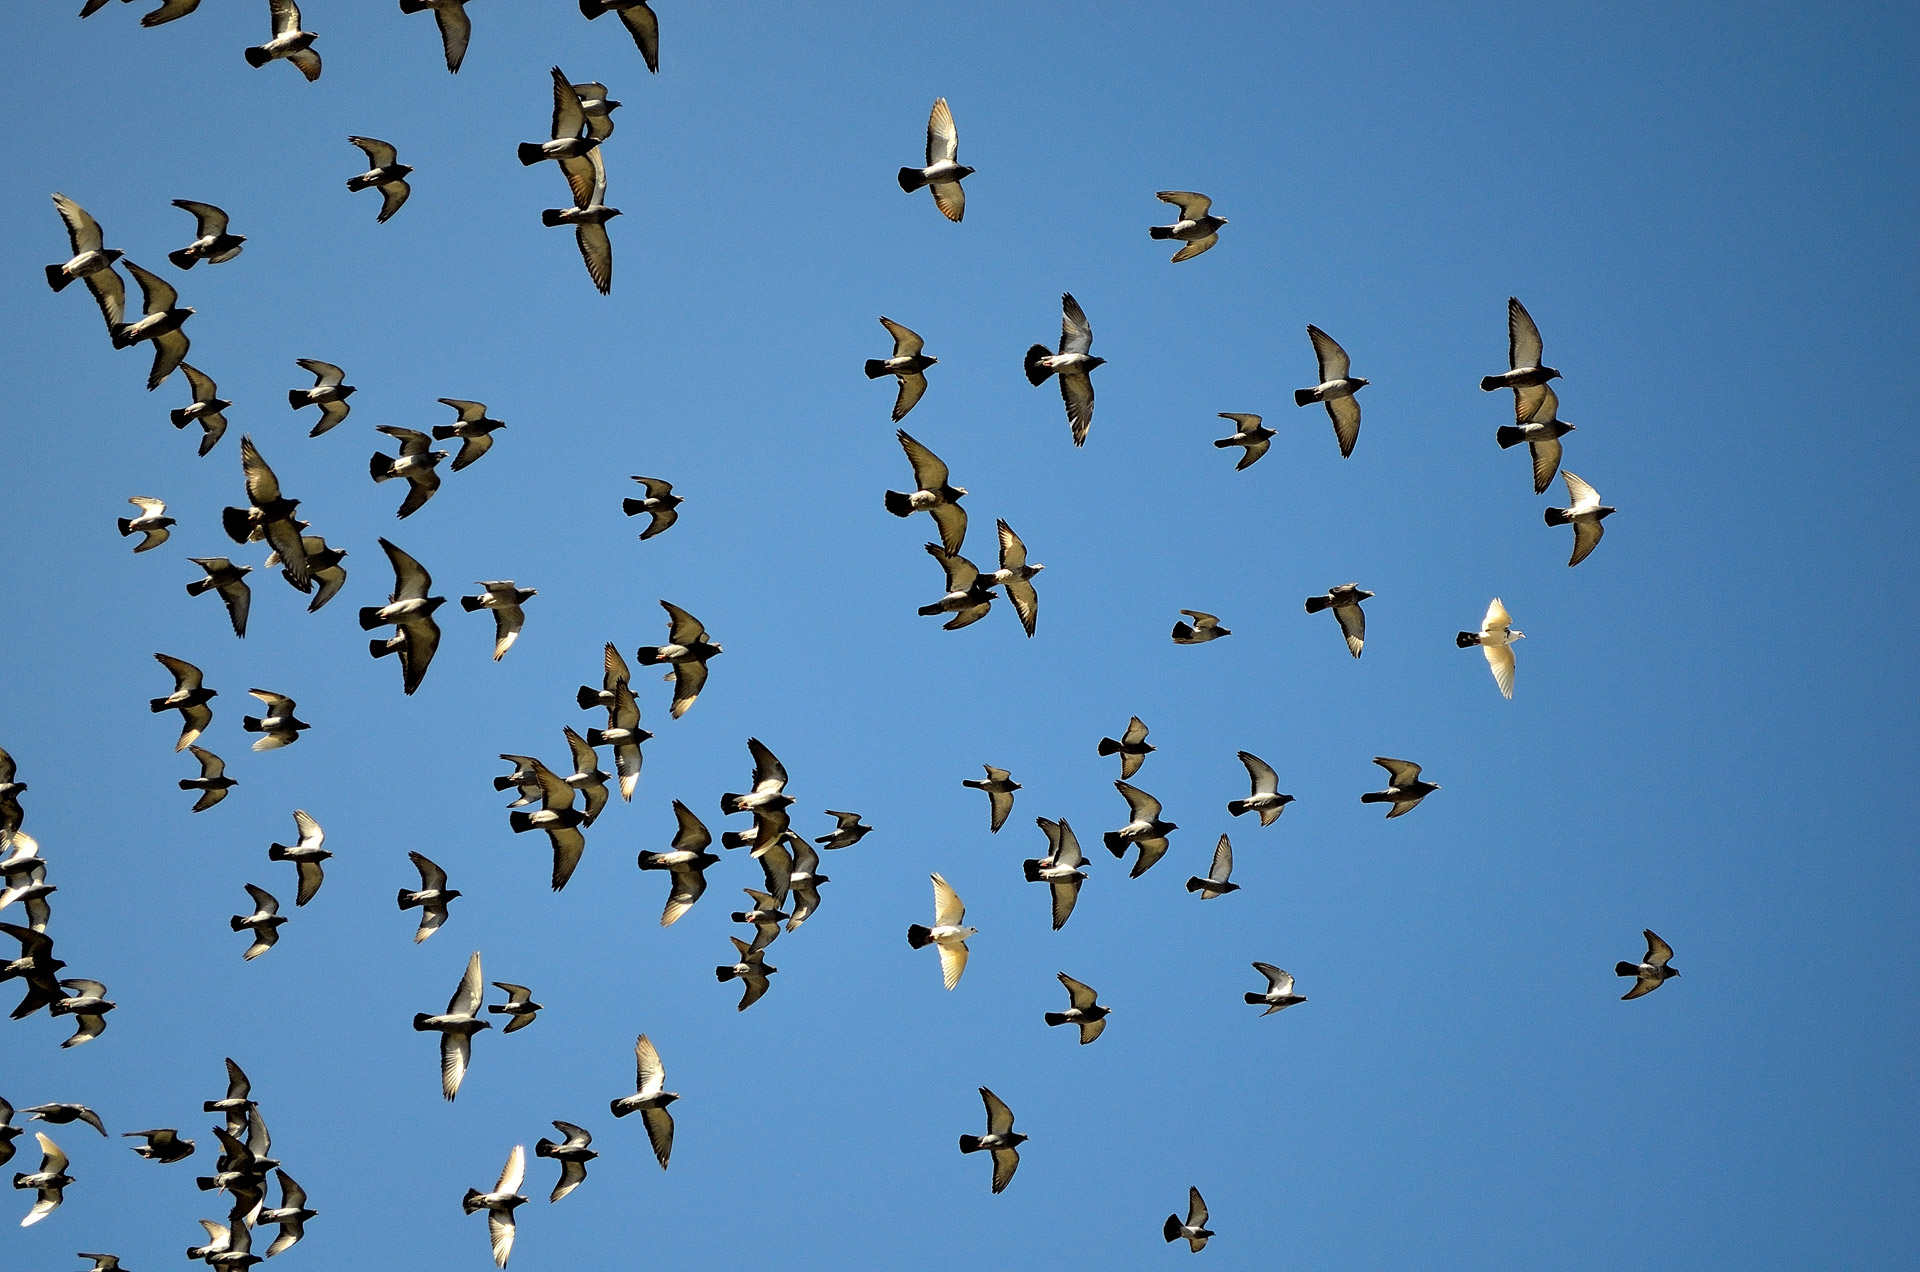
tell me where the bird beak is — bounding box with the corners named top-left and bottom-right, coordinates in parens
top-left (1512, 630), bottom-right (1526, 640)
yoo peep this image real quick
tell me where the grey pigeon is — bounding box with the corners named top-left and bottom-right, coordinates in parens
top-left (287, 359), bottom-right (354, 436)
top-left (118, 496), bottom-right (173, 551)
top-left (577, 642), bottom-right (630, 714)
top-left (1024, 293), bottom-right (1104, 446)
top-left (1245, 963), bottom-right (1306, 1015)
top-left (1304, 583), bottom-right (1373, 658)
top-left (1544, 471), bottom-right (1615, 567)
top-left (918, 543), bottom-right (994, 631)
top-left (399, 0), bottom-right (473, 73)
top-left (1096, 716), bottom-right (1153, 779)
top-left (636, 801), bottom-right (719, 927)
top-left (718, 738), bottom-right (793, 850)
top-left (186, 559), bottom-right (252, 638)
top-left (1103, 781), bottom-right (1176, 878)
top-left (1480, 296), bottom-right (1561, 393)
top-left (46, 194), bottom-right (126, 339)
top-left (976, 520), bottom-right (1042, 637)
top-left (1617, 930), bottom-right (1680, 1000)
top-left (14, 1132), bottom-right (71, 1226)
top-left (1185, 834), bottom-right (1238, 899)
top-left (179, 745), bottom-right (236, 811)
top-left (1148, 191), bottom-right (1227, 262)
top-left (244, 0), bottom-right (321, 81)
top-left (369, 427), bottom-right (449, 518)
top-left (360, 539), bottom-right (446, 695)
top-left (1359, 757), bottom-right (1439, 818)
top-left (540, 143), bottom-right (619, 295)
top-left (220, 435), bottom-right (307, 588)
top-left (463, 582), bottom-right (536, 660)
top-left (432, 400), bottom-right (506, 471)
top-left (1043, 972), bottom-right (1109, 1045)
top-left (229, 884), bottom-right (287, 960)
top-left (267, 810), bottom-right (329, 905)
top-left (487, 982), bottom-right (543, 1034)
top-left (111, 261), bottom-right (193, 391)
top-left (520, 68), bottom-right (602, 190)
top-left (884, 430), bottom-right (967, 554)
top-left (346, 136), bottom-right (413, 223)
top-left (258, 1168), bottom-right (316, 1257)
top-left (897, 98), bottom-right (972, 221)
top-left (1213, 412), bottom-right (1274, 469)
top-left (815, 810), bottom-right (872, 850)
top-left (461, 1144), bottom-right (526, 1268)
top-left (957, 1087), bottom-right (1024, 1193)
top-left (168, 200), bottom-right (245, 268)
top-left (609, 1033), bottom-right (676, 1168)
top-left (266, 533), bottom-right (348, 612)
top-left (636, 600), bottom-right (721, 718)
top-left (502, 758), bottom-right (586, 892)
top-left (1496, 382), bottom-right (1574, 494)
top-left (1228, 751), bottom-right (1294, 825)
top-left (151, 653), bottom-right (214, 751)
top-left (784, 832), bottom-right (829, 931)
top-left (124, 1126), bottom-right (196, 1163)
top-left (961, 765), bottom-right (1019, 833)
top-left (714, 936), bottom-right (777, 1011)
top-left (51, 979), bottom-right (116, 1047)
top-left (170, 363), bottom-right (230, 456)
top-left (1294, 325), bottom-right (1367, 457)
top-left (584, 679), bottom-right (650, 801)
top-left (240, 689), bottom-right (308, 751)
top-left (1164, 1187), bottom-right (1215, 1251)
top-left (23, 1104), bottom-right (105, 1136)
top-left (560, 728), bottom-right (611, 827)
top-left (414, 950), bottom-right (490, 1101)
top-left (398, 851), bottom-right (460, 943)
top-left (534, 1121), bottom-right (596, 1202)
top-left (1171, 609), bottom-right (1229, 644)
top-left (622, 477), bottom-right (680, 539)
top-left (865, 316), bottom-right (936, 421)
top-left (1021, 818), bottom-right (1086, 930)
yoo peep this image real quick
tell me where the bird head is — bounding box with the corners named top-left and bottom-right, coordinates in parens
top-left (1028, 563), bottom-right (1046, 576)
top-left (1542, 366), bottom-right (1562, 381)
top-left (393, 164), bottom-right (416, 179)
top-left (443, 888), bottom-right (463, 902)
top-left (1352, 376), bottom-right (1370, 388)
top-left (103, 249), bottom-right (126, 265)
top-left (605, 207), bottom-right (626, 219)
top-left (956, 165), bottom-right (978, 179)
top-left (1594, 506), bottom-right (1617, 520)
top-left (1005, 1132), bottom-right (1030, 1147)
top-left (1510, 630), bottom-right (1526, 641)
top-left (925, 356), bottom-right (940, 366)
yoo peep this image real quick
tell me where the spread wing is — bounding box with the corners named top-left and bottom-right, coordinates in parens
top-left (995, 519), bottom-right (1029, 572)
top-left (1059, 293), bottom-right (1092, 355)
top-left (1508, 295), bottom-right (1544, 369)
top-left (52, 192), bottom-right (104, 255)
top-left (1058, 972), bottom-right (1098, 1009)
top-left (270, 0), bottom-right (302, 37)
top-left (448, 949), bottom-right (485, 1015)
top-left (173, 199), bottom-right (230, 237)
top-left (937, 939), bottom-right (968, 990)
top-left (1254, 962), bottom-right (1294, 995)
top-left (380, 537), bottom-right (433, 600)
top-left (1187, 1187), bottom-right (1209, 1228)
top-left (634, 1032), bottom-right (664, 1097)
top-left (930, 872), bottom-right (964, 926)
top-left (84, 267), bottom-right (126, 335)
top-left (1306, 324), bottom-right (1350, 382)
top-left (433, 1), bottom-right (471, 72)
top-left (880, 315), bottom-right (923, 358)
top-left (1529, 435), bottom-right (1564, 495)
top-left (1208, 834), bottom-right (1233, 883)
top-left (893, 373), bottom-right (927, 421)
top-left (639, 1105), bottom-right (673, 1169)
top-left (411, 850), bottom-right (448, 891)
top-left (619, 1), bottom-right (661, 72)
top-left (239, 435), bottom-right (283, 504)
top-left (661, 600), bottom-right (705, 645)
top-left (297, 358), bottom-right (345, 388)
top-left (348, 135), bottom-right (397, 168)
top-left (1485, 642), bottom-right (1516, 698)
top-left (1116, 780), bottom-right (1162, 822)
top-left (1482, 598), bottom-right (1512, 638)
top-left (1644, 930), bottom-right (1675, 967)
top-left (1156, 190), bottom-right (1212, 219)
top-left (747, 737), bottom-right (787, 793)
top-left (896, 429), bottom-right (950, 490)
top-left (1373, 757), bottom-right (1423, 786)
top-left (980, 1087), bottom-right (1015, 1136)
top-left (925, 97), bottom-right (958, 165)
top-left (549, 67), bottom-right (587, 140)
top-left (1569, 517), bottom-right (1604, 567)
top-left (1334, 600), bottom-right (1366, 656)
top-left (155, 652), bottom-right (203, 692)
top-left (1560, 470), bottom-right (1600, 513)
top-left (575, 219), bottom-right (613, 294)
top-left (1239, 751), bottom-right (1278, 795)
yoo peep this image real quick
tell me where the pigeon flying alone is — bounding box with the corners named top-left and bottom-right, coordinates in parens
top-left (399, 0), bottom-right (474, 73)
top-left (487, 982), bottom-right (542, 1034)
top-left (124, 1127), bottom-right (195, 1163)
top-left (1294, 325), bottom-right (1368, 458)
top-left (170, 364), bottom-right (230, 456)
top-left (1617, 930), bottom-right (1680, 1000)
top-left (433, 400), bottom-right (506, 471)
top-left (398, 851), bottom-right (460, 942)
top-left (1024, 293), bottom-right (1104, 446)
top-left (1171, 610), bottom-right (1229, 644)
top-left (580, 0), bottom-right (659, 72)
top-left (1480, 296), bottom-right (1561, 393)
top-left (344, 136), bottom-right (413, 222)
top-left (1022, 817), bottom-right (1087, 930)
top-left (52, 979), bottom-right (116, 1047)
top-left (1304, 583), bottom-right (1373, 658)
top-left (865, 317), bottom-right (937, 421)
top-left (150, 653), bottom-right (214, 751)
top-left (815, 810), bottom-right (873, 850)
top-left (229, 884), bottom-right (287, 960)
top-left (22, 1105), bottom-right (106, 1136)
top-left (957, 1087), bottom-right (1024, 1194)
top-left (1457, 597), bottom-right (1523, 698)
top-left (46, 194), bottom-right (125, 325)
top-left (179, 745), bottom-right (237, 811)
top-left (1213, 412), bottom-right (1275, 469)
top-left (907, 872), bottom-right (975, 990)
top-left (897, 98), bottom-right (973, 221)
top-left (1246, 963), bottom-right (1306, 1015)
top-left (266, 809), bottom-right (330, 905)
top-left (462, 1144), bottom-right (527, 1268)
top-left (414, 950), bottom-right (490, 1101)
top-left (1360, 757), bottom-right (1440, 818)
top-left (240, 689), bottom-right (308, 751)
top-left (961, 765), bottom-right (1020, 833)
top-left (1097, 716), bottom-right (1154, 779)
top-left (609, 1033), bottom-right (676, 1168)
top-left (1186, 834), bottom-right (1239, 899)
top-left (463, 582), bottom-right (537, 660)
top-left (360, 539), bottom-right (446, 695)
top-left (369, 427), bottom-right (449, 518)
top-left (534, 1122), bottom-right (596, 1203)
top-left (117, 496), bottom-right (174, 551)
top-left (622, 477), bottom-right (681, 539)
top-left (1044, 972), bottom-right (1110, 1045)
top-left (884, 430), bottom-right (967, 554)
top-left (1228, 751), bottom-right (1294, 825)
top-left (636, 601), bottom-right (721, 718)
top-left (1103, 781), bottom-right (1177, 878)
top-left (186, 559), bottom-right (252, 638)
top-left (244, 0), bottom-right (321, 80)
top-left (1164, 1187), bottom-right (1216, 1251)
top-left (168, 200), bottom-right (245, 268)
top-left (1148, 191), bottom-right (1227, 262)
top-left (111, 262), bottom-right (192, 390)
top-left (287, 359), bottom-right (355, 435)
top-left (1544, 471), bottom-right (1616, 567)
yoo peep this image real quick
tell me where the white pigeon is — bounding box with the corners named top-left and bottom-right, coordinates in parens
top-left (906, 872), bottom-right (974, 990)
top-left (1457, 598), bottom-right (1524, 698)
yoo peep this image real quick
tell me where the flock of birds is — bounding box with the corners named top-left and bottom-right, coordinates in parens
top-left (10, 1), bottom-right (1678, 1265)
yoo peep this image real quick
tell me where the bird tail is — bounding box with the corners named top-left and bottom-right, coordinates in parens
top-left (1359, 791), bottom-right (1392, 804)
top-left (1457, 631), bottom-right (1482, 648)
top-left (169, 407), bottom-right (193, 428)
top-left (1543, 507), bottom-right (1572, 527)
top-left (1096, 738), bottom-right (1121, 756)
top-left (1171, 622), bottom-right (1195, 641)
top-left (369, 638), bottom-right (397, 659)
top-left (195, 1175), bottom-right (220, 1192)
top-left (1102, 831), bottom-right (1127, 857)
top-left (534, 1138), bottom-right (558, 1158)
top-left (906, 923), bottom-right (933, 949)
top-left (882, 489), bottom-right (914, 518)
top-left (508, 811), bottom-right (535, 834)
top-left (541, 207), bottom-right (572, 227)
top-left (1043, 1011), bottom-right (1070, 1027)
top-left (517, 142), bottom-right (548, 166)
top-left (715, 965), bottom-right (738, 982)
top-left (45, 264), bottom-right (72, 291)
top-left (149, 696), bottom-right (174, 712)
top-left (268, 844), bottom-right (291, 861)
top-left (412, 1012), bottom-right (434, 1030)
top-left (1212, 437), bottom-right (1239, 448)
top-left (1615, 961), bottom-right (1639, 977)
top-left (369, 452), bottom-right (396, 481)
top-left (1164, 1215), bottom-right (1183, 1242)
top-left (241, 716), bottom-right (264, 732)
top-left (290, 388), bottom-right (315, 410)
top-left (720, 792), bottom-right (745, 815)
top-left (431, 424), bottom-right (461, 442)
top-left (1479, 375), bottom-right (1505, 392)
top-left (1293, 388), bottom-right (1318, 407)
top-left (634, 646), bottom-right (663, 665)
top-left (167, 248), bottom-right (198, 270)
top-left (863, 359), bottom-right (891, 379)
top-left (358, 606), bottom-right (388, 631)
top-left (459, 594), bottom-right (484, 612)
top-left (1495, 425), bottom-right (1525, 449)
top-left (243, 45), bottom-right (273, 68)
top-left (1303, 594), bottom-right (1333, 614)
top-left (1147, 225), bottom-right (1174, 240)
top-left (229, 915), bottom-right (248, 931)
top-left (1023, 345), bottom-right (1055, 385)
top-left (461, 1186), bottom-right (485, 1213)
top-left (719, 831), bottom-right (754, 850)
top-left (957, 1134), bottom-right (983, 1153)
top-left (1022, 859), bottom-right (1044, 882)
top-left (897, 167), bottom-right (929, 193)
top-left (1227, 799), bottom-right (1250, 817)
top-left (1244, 992), bottom-right (1267, 1005)
top-left (576, 686), bottom-right (603, 711)
top-left (220, 506), bottom-right (253, 544)
top-left (1185, 876), bottom-right (1209, 893)
top-left (579, 0), bottom-right (607, 16)
top-left (117, 518), bottom-right (134, 536)
top-left (916, 602), bottom-right (947, 617)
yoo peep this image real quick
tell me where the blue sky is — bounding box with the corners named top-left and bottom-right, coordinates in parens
top-left (3, 1), bottom-right (1915, 1267)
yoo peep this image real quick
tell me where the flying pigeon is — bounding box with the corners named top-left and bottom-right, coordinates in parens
top-left (580, 0), bottom-right (659, 72)
top-left (398, 851), bottom-right (460, 942)
top-left (1148, 191), bottom-right (1227, 262)
top-left (962, 765), bottom-right (1020, 833)
top-left (1164, 1187), bottom-right (1215, 1251)
top-left (907, 872), bottom-right (974, 990)
top-left (432, 400), bottom-right (506, 470)
top-left (369, 427), bottom-right (449, 518)
top-left (267, 809), bottom-right (329, 905)
top-left (1097, 716), bottom-right (1154, 779)
top-left (462, 1144), bottom-right (526, 1268)
top-left (1496, 382), bottom-right (1575, 494)
top-left (45, 194), bottom-right (126, 337)
top-left (14, 1132), bottom-right (71, 1226)
top-left (240, 689), bottom-right (308, 751)
top-left (150, 653), bottom-right (214, 751)
top-left (1103, 781), bottom-right (1177, 877)
top-left (540, 143), bottom-right (619, 294)
top-left (976, 520), bottom-right (1043, 637)
top-left (287, 359), bottom-right (355, 435)
top-left (884, 430), bottom-right (967, 555)
top-left (111, 261), bottom-right (193, 390)
top-left (186, 559), bottom-right (252, 637)
top-left (533, 1121), bottom-right (596, 1203)
top-left (360, 539), bottom-right (446, 695)
top-left (1024, 293), bottom-right (1104, 446)
top-left (1617, 930), bottom-right (1680, 1000)
top-left (865, 317), bottom-right (936, 421)
top-left (179, 745), bottom-right (237, 811)
top-left (399, 0), bottom-right (473, 73)
top-left (124, 1127), bottom-right (195, 1163)
top-left (1360, 757), bottom-right (1439, 818)
top-left (897, 98), bottom-right (973, 221)
top-left (221, 435), bottom-right (307, 588)
top-left (1457, 598), bottom-right (1523, 698)
top-left (815, 810), bottom-right (872, 850)
top-left (1044, 972), bottom-right (1110, 1045)
top-left (1022, 818), bottom-right (1087, 931)
top-left (1304, 584), bottom-right (1372, 658)
top-left (170, 364), bottom-right (230, 455)
top-left (957, 1087), bottom-right (1024, 1193)
top-left (609, 1033), bottom-right (677, 1169)
top-left (1480, 296), bottom-right (1561, 393)
top-left (487, 982), bottom-right (542, 1034)
top-left (244, 0), bottom-right (321, 80)
top-left (415, 950), bottom-right (490, 1100)
top-left (1228, 751), bottom-right (1294, 825)
top-left (167, 200), bottom-right (245, 268)
top-left (636, 601), bottom-right (721, 718)
top-left (229, 884), bottom-right (287, 960)
top-left (636, 801), bottom-right (719, 927)
top-left (918, 543), bottom-right (995, 631)
top-left (714, 936), bottom-right (777, 1011)
top-left (1544, 471), bottom-right (1615, 567)
top-left (1185, 835), bottom-right (1239, 899)
top-left (622, 477), bottom-right (681, 539)
top-left (1212, 412), bottom-right (1274, 469)
top-left (463, 582), bottom-right (537, 660)
top-left (1294, 325), bottom-right (1368, 457)
top-left (1245, 963), bottom-right (1306, 1015)
top-left (583, 679), bottom-right (650, 800)
top-left (1171, 610), bottom-right (1229, 644)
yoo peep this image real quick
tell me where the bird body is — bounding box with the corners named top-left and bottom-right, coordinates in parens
top-left (1360, 757), bottom-right (1439, 818)
top-left (1246, 962), bottom-right (1306, 1015)
top-left (961, 765), bottom-right (1020, 833)
top-left (1228, 751), bottom-right (1295, 824)
top-left (168, 200), bottom-right (245, 268)
top-left (714, 935), bottom-right (777, 1010)
top-left (957, 1087), bottom-right (1024, 1193)
top-left (414, 950), bottom-right (490, 1100)
top-left (1186, 835), bottom-right (1239, 898)
top-left (1171, 609), bottom-right (1229, 643)
top-left (1544, 471), bottom-right (1616, 567)
top-left (1148, 191), bottom-right (1227, 262)
top-left (124, 1127), bottom-right (195, 1162)
top-left (1294, 325), bottom-right (1367, 457)
top-left (1024, 293), bottom-right (1104, 445)
top-left (179, 745), bottom-right (237, 811)
top-left (1043, 972), bottom-right (1110, 1044)
top-left (360, 539), bottom-right (446, 694)
top-left (150, 653), bottom-right (214, 750)
top-left (1103, 781), bottom-right (1177, 877)
top-left (898, 99), bottom-right (973, 220)
top-left (907, 873), bottom-right (974, 990)
top-left (118, 495), bottom-right (174, 551)
top-left (1617, 930), bottom-right (1680, 999)
top-left (1456, 597), bottom-right (1523, 698)
top-left (245, 0), bottom-right (322, 80)
top-left (1304, 584), bottom-right (1373, 658)
top-left (1480, 297), bottom-right (1561, 392)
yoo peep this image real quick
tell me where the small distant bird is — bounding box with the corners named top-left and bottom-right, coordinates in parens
top-left (1294, 325), bottom-right (1367, 458)
top-left (111, 262), bottom-right (193, 391)
top-left (1104, 781), bottom-right (1177, 878)
top-left (360, 539), bottom-right (447, 695)
top-left (416, 950), bottom-right (490, 1101)
top-left (561, 728), bottom-right (610, 827)
top-left (1457, 598), bottom-right (1523, 699)
top-left (1480, 296), bottom-right (1561, 393)
top-left (170, 364), bottom-right (230, 456)
top-left (1171, 609), bottom-right (1229, 644)
top-left (241, 689), bottom-right (308, 751)
top-left (1497, 382), bottom-right (1575, 494)
top-left (45, 194), bottom-right (125, 337)
top-left (865, 317), bottom-right (937, 421)
top-left (1213, 412), bottom-right (1274, 470)
top-left (622, 477), bottom-right (681, 539)
top-left (541, 145), bottom-right (619, 294)
top-left (585, 679), bottom-right (650, 801)
top-left (1024, 293), bottom-right (1104, 446)
top-left (287, 359), bottom-right (355, 435)
top-left (369, 427), bottom-right (449, 518)
top-left (610, 1033), bottom-right (676, 1168)
top-left (167, 200), bottom-right (245, 268)
top-left (1022, 817), bottom-right (1087, 931)
top-left (117, 499), bottom-right (173, 553)
top-left (345, 136), bottom-right (413, 222)
top-left (898, 98), bottom-right (973, 221)
top-left (398, 851), bottom-right (460, 942)
top-left (1186, 834), bottom-right (1239, 899)
top-left (962, 765), bottom-right (1020, 834)
top-left (266, 532), bottom-right (348, 612)
top-left (400, 0), bottom-right (473, 73)
top-left (1245, 963), bottom-right (1306, 1015)
top-left (488, 982), bottom-right (542, 1034)
top-left (1304, 583), bottom-right (1373, 659)
top-left (463, 582), bottom-right (537, 660)
top-left (244, 0), bottom-right (322, 80)
top-left (580, 0), bottom-right (659, 72)
top-left (919, 543), bottom-right (995, 631)
top-left (1229, 752), bottom-right (1294, 825)
top-left (815, 810), bottom-right (872, 850)
top-left (1164, 1187), bottom-right (1215, 1251)
top-left (907, 873), bottom-right (974, 990)
top-left (534, 1122), bottom-right (596, 1203)
top-left (1044, 972), bottom-right (1109, 1045)
top-left (957, 1087), bottom-right (1024, 1193)
top-left (636, 600), bottom-right (721, 718)
top-left (636, 801), bottom-right (719, 927)
top-left (0, 1098), bottom-right (17, 1167)
top-left (267, 809), bottom-right (329, 906)
top-left (22, 1105), bottom-right (105, 1137)
top-left (884, 430), bottom-right (967, 555)
top-left (1544, 471), bottom-right (1615, 567)
top-left (1148, 191), bottom-right (1227, 262)
top-left (785, 833), bottom-right (829, 931)
top-left (258, 1168), bottom-right (316, 1257)
top-left (577, 642), bottom-right (630, 714)
top-left (977, 520), bottom-right (1043, 637)
top-left (186, 558), bottom-right (252, 638)
top-left (714, 936), bottom-right (777, 1011)
top-left (1617, 930), bottom-right (1680, 1000)
top-left (1097, 716), bottom-right (1154, 779)
top-left (151, 653), bottom-right (214, 751)
top-left (1360, 757), bottom-right (1439, 819)
top-left (229, 884), bottom-right (287, 960)
top-left (14, 1132), bottom-right (71, 1226)
top-left (432, 400), bottom-right (506, 471)
top-left (463, 1144), bottom-right (527, 1268)
top-left (222, 436), bottom-right (307, 586)
top-left (51, 979), bottom-right (116, 1047)
top-left (521, 70), bottom-right (602, 191)
top-left (718, 738), bottom-right (794, 849)
top-left (124, 1127), bottom-right (195, 1163)
top-left (179, 745), bottom-right (236, 812)
top-left (0, 751), bottom-right (25, 847)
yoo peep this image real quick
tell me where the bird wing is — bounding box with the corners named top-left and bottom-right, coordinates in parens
top-left (548, 823), bottom-right (587, 891)
top-left (146, 328), bottom-right (189, 390)
top-left (433, 1), bottom-right (471, 72)
top-left (293, 858), bottom-right (324, 906)
top-left (1156, 190), bottom-right (1212, 219)
top-left (880, 316), bottom-right (923, 358)
top-left (756, 844), bottom-right (791, 904)
top-left (564, 726), bottom-right (599, 775)
top-left (224, 1057), bottom-right (251, 1101)
top-left (1058, 972), bottom-right (1098, 1009)
top-left (533, 761), bottom-right (575, 811)
top-left (380, 537), bottom-right (433, 600)
top-left (1326, 393), bottom-right (1361, 458)
top-left (669, 800), bottom-right (712, 853)
top-left (128, 493), bottom-right (166, 512)
top-left (603, 642), bottom-right (632, 692)
top-left (84, 266), bottom-right (126, 335)
top-left (348, 135), bottom-right (397, 168)
top-left (995, 518), bottom-right (1028, 570)
top-left (270, 0), bottom-right (301, 37)
top-left (575, 218), bottom-right (614, 293)
top-left (154, 652), bottom-right (203, 692)
top-left (440, 1031), bottom-right (470, 1099)
top-left (1307, 324), bottom-right (1350, 381)
top-left (292, 808), bottom-right (323, 849)
top-left (52, 192), bottom-right (104, 255)
top-left (989, 1146), bottom-right (1020, 1193)
top-left (1515, 381), bottom-right (1559, 424)
top-left (412, 850), bottom-right (448, 891)
top-left (496, 1142), bottom-right (525, 1194)
top-left (1116, 780), bottom-right (1163, 822)
top-left (1180, 609), bottom-right (1218, 627)
top-left (938, 939), bottom-right (968, 990)
top-left (440, 397), bottom-right (487, 422)
top-left (1507, 296), bottom-right (1544, 369)
top-left (239, 435), bottom-right (283, 504)
top-left (244, 883), bottom-right (279, 916)
top-left (925, 97), bottom-right (958, 165)
top-left (1334, 600), bottom-right (1366, 656)
top-left (639, 1105), bottom-right (674, 1169)
top-left (1374, 756), bottom-right (1423, 785)
top-left (1058, 292), bottom-right (1093, 356)
top-left (1644, 930), bottom-right (1675, 967)
top-left (1484, 642), bottom-right (1516, 698)
top-left (1004, 575), bottom-right (1039, 637)
top-left (1048, 874), bottom-right (1081, 930)
top-left (633, 1033), bottom-right (664, 1097)
top-left (747, 737), bottom-right (787, 793)
top-left (930, 872), bottom-right (965, 926)
top-left (1254, 962), bottom-right (1295, 995)
top-left (1560, 470), bottom-right (1600, 513)
top-left (378, 424), bottom-right (433, 454)
top-left (930, 179), bottom-right (966, 222)
top-left (449, 949), bottom-right (484, 1016)
top-left (620, 2), bottom-right (661, 72)
top-left (1122, 716), bottom-right (1150, 747)
top-left (980, 1087), bottom-right (1015, 1135)
top-left (661, 600), bottom-right (705, 645)
top-left (929, 504), bottom-right (968, 557)
top-left (173, 199), bottom-right (230, 237)
top-left (552, 1155), bottom-right (588, 1201)
top-left (297, 358), bottom-right (345, 388)
top-left (1188, 1187), bottom-right (1209, 1227)
top-left (126, 259), bottom-right (179, 317)
top-left (375, 178), bottom-right (411, 224)
top-left (557, 148), bottom-right (601, 209)
top-left (896, 429), bottom-right (950, 490)
top-left (1053, 819), bottom-right (1084, 868)
top-left (1238, 751), bottom-right (1279, 795)
top-left (1528, 436), bottom-right (1564, 496)
top-left (248, 688), bottom-right (296, 712)
top-left (985, 785), bottom-right (1014, 833)
top-left (1209, 834), bottom-right (1233, 882)
top-left (1570, 518), bottom-right (1604, 567)
top-left (37, 1131), bottom-right (68, 1173)
top-left (190, 745), bottom-right (226, 779)
top-left (549, 66), bottom-right (587, 139)
top-left (1057, 369), bottom-right (1094, 447)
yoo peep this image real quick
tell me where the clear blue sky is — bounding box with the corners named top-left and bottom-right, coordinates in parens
top-left (3, 2), bottom-right (1915, 1267)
